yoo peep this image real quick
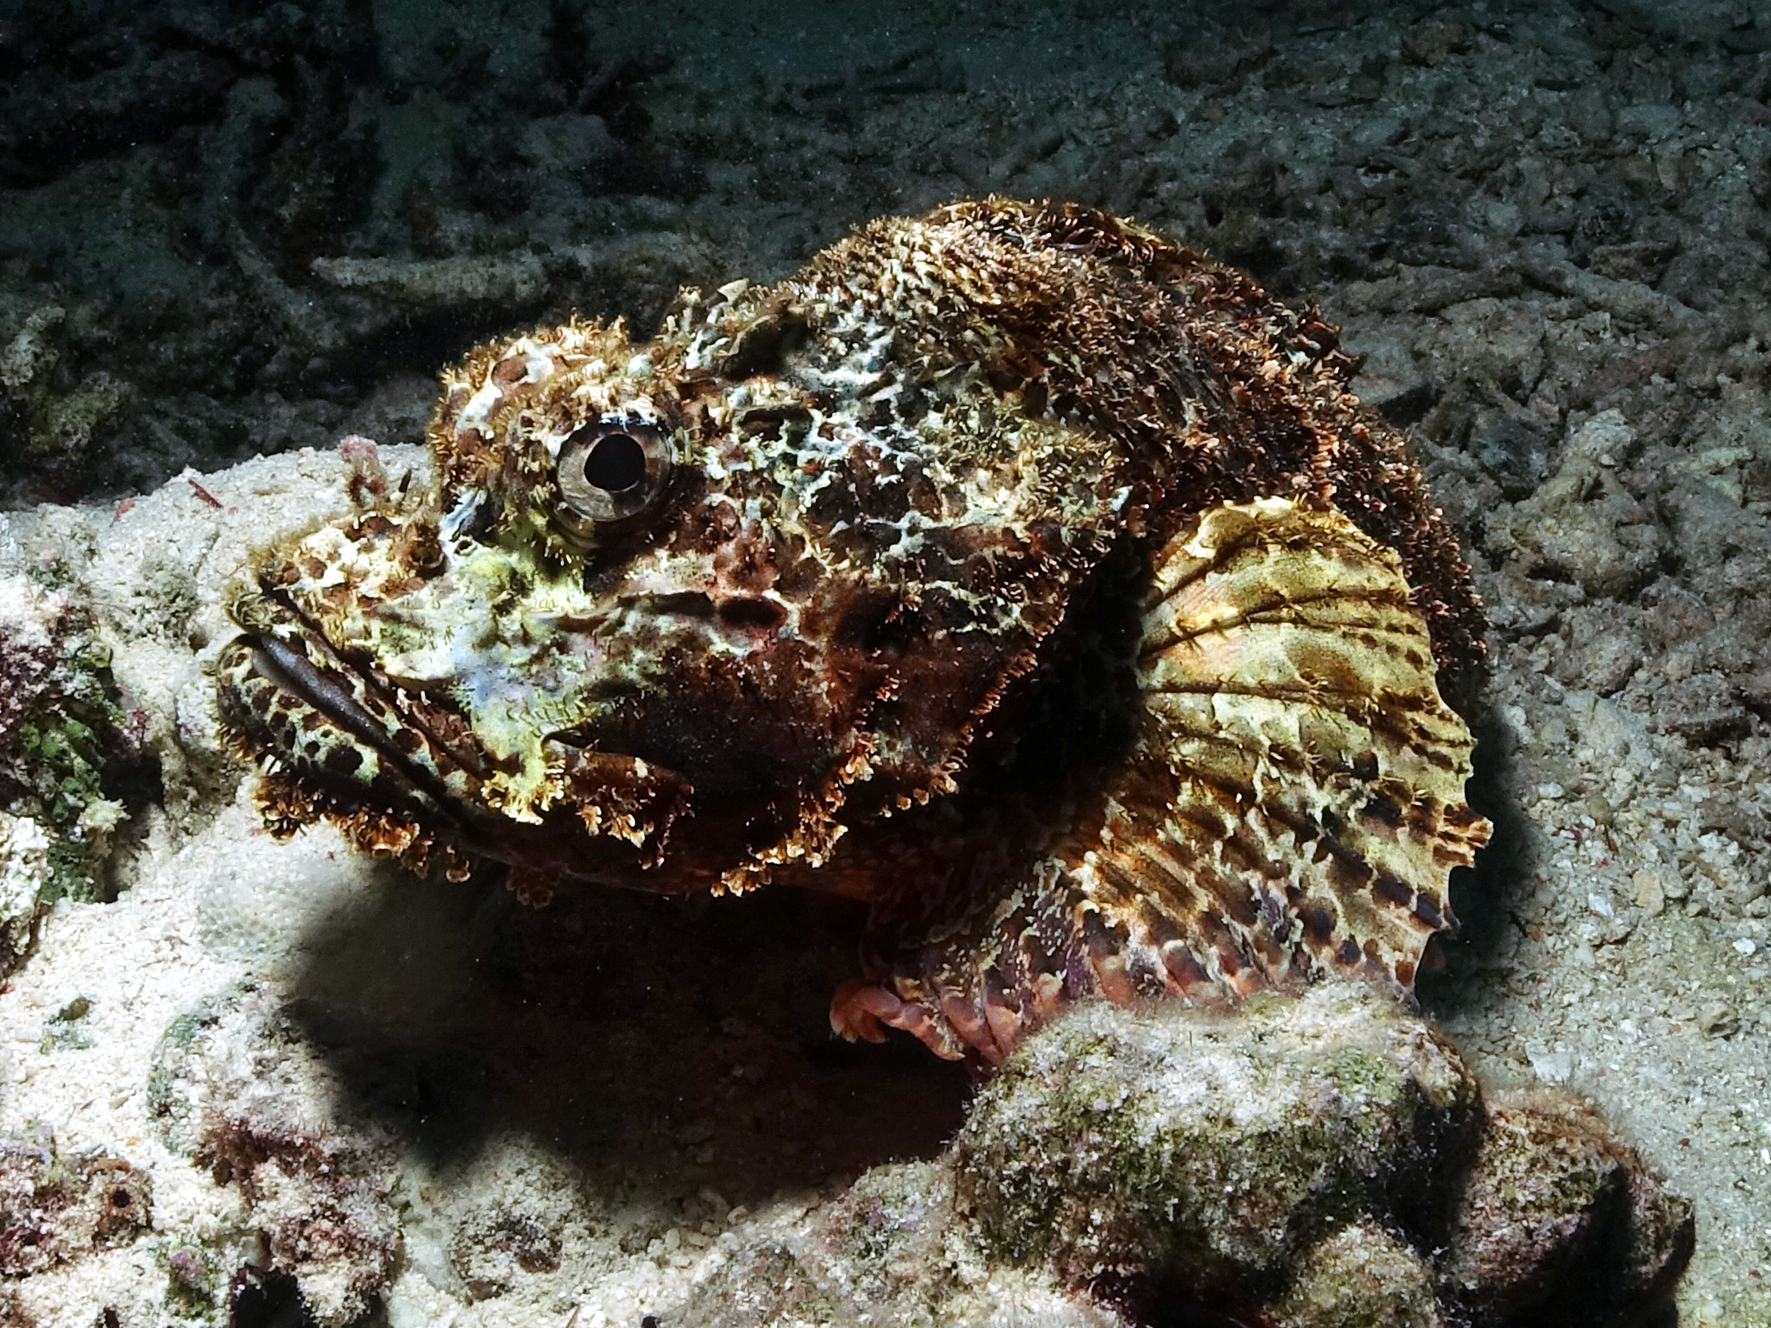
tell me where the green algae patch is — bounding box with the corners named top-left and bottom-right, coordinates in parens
top-left (0, 575), bottom-right (145, 940)
top-left (14, 696), bottom-right (124, 904)
top-left (145, 990), bottom-right (246, 1155)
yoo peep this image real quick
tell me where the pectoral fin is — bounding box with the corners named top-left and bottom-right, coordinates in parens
top-left (833, 498), bottom-right (1490, 1064)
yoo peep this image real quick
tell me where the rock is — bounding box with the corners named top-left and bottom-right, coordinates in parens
top-left (1632, 869), bottom-right (1667, 915)
top-left (949, 986), bottom-right (1688, 1327)
top-left (1440, 1091), bottom-right (1694, 1323)
top-left (677, 1160), bottom-right (1125, 1328)
top-left (1423, 298), bottom-right (1544, 380)
top-left (654, 988), bottom-right (1696, 1328)
top-left (1274, 1221), bottom-right (1442, 1328)
top-left (1162, 23), bottom-right (1271, 90)
top-left (1614, 103), bottom-right (1683, 140)
top-left (309, 253), bottom-right (549, 311)
top-left (0, 304), bottom-right (131, 487)
top-left (0, 1129), bottom-right (152, 1277)
top-left (1486, 413), bottom-right (1664, 598)
top-left (148, 985), bottom-right (403, 1326)
top-left (0, 573), bottom-right (136, 920)
top-left (0, 811), bottom-right (48, 975)
top-left (1652, 672), bottom-right (1749, 745)
top-left (1697, 1003), bottom-right (1738, 1039)
top-left (1552, 607), bottom-right (1646, 693)
top-left (1660, 474), bottom-right (1771, 577)
top-left (1399, 18), bottom-right (1471, 68)
top-left (1565, 87), bottom-right (1615, 145)
top-left (1561, 409), bottom-right (1640, 470)
top-left (1338, 327), bottom-right (1432, 421)
top-left (450, 1208), bottom-right (563, 1301)
top-left (956, 985), bottom-right (1477, 1315)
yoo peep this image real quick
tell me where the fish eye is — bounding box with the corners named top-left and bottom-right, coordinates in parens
top-left (555, 421), bottom-right (672, 526)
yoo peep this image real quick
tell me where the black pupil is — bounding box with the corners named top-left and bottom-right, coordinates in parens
top-left (583, 433), bottom-right (647, 492)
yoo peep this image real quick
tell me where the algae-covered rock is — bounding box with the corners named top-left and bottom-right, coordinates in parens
top-left (0, 304), bottom-right (130, 477)
top-left (148, 984), bottom-right (403, 1326)
top-left (0, 573), bottom-right (140, 962)
top-left (956, 983), bottom-right (1479, 1315)
top-left (950, 984), bottom-right (1689, 1327)
top-left (1274, 1221), bottom-right (1442, 1328)
top-left (1440, 1089), bottom-right (1695, 1325)
top-left (0, 1128), bottom-right (152, 1278)
top-left (677, 1159), bottom-right (1125, 1328)
top-left (0, 810), bottom-right (49, 974)
top-left (1485, 410), bottom-right (1664, 599)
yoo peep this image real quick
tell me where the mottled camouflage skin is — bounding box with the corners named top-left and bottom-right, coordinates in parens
top-left (217, 199), bottom-right (1489, 1063)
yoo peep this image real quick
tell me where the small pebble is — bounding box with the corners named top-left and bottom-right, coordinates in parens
top-left (1698, 1003), bottom-right (1738, 1039)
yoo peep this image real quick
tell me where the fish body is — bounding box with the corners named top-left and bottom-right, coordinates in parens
top-left (218, 199), bottom-right (1489, 1063)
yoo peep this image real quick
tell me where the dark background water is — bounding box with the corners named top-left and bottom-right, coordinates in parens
top-left (2, 0), bottom-right (1762, 511)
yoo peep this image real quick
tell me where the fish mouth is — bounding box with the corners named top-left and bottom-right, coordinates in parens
top-left (217, 589), bottom-right (689, 887)
top-left (216, 590), bottom-right (504, 874)
top-left (240, 630), bottom-right (486, 804)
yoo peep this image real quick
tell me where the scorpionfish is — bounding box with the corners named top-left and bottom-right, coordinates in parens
top-left (218, 199), bottom-right (1491, 1064)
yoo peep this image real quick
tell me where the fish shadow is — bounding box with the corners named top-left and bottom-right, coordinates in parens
top-left (1418, 702), bottom-right (1543, 1018)
top-left (283, 865), bottom-right (969, 1205)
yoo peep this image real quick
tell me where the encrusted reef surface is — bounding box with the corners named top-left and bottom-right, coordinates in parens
top-left (0, 451), bottom-right (1701, 1317)
top-left (678, 985), bottom-right (1691, 1328)
top-left (4, 0), bottom-right (1771, 1323)
top-left (0, 373), bottom-right (1717, 1328)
